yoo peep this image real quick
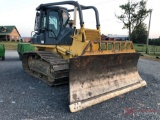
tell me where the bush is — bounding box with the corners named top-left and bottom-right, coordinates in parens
top-left (137, 44), bottom-right (144, 47)
top-left (11, 39), bottom-right (15, 42)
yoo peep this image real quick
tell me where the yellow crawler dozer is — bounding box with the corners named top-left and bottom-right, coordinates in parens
top-left (22, 1), bottom-right (147, 112)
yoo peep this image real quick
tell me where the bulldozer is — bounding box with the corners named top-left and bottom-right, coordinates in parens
top-left (22, 1), bottom-right (147, 112)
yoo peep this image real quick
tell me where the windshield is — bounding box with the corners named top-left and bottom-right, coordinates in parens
top-left (49, 11), bottom-right (60, 37)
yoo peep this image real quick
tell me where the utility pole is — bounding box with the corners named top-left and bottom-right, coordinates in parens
top-left (128, 0), bottom-right (131, 40)
top-left (146, 9), bottom-right (152, 54)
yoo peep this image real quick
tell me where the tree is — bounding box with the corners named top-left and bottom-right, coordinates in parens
top-left (116, 0), bottom-right (150, 40)
top-left (149, 38), bottom-right (160, 46)
top-left (131, 22), bottom-right (147, 43)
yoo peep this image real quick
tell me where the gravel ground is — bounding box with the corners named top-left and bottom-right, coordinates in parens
top-left (0, 50), bottom-right (160, 120)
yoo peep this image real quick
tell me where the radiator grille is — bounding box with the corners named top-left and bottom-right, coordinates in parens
top-left (84, 29), bottom-right (101, 41)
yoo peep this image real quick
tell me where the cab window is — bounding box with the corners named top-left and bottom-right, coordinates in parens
top-left (62, 11), bottom-right (69, 26)
top-left (48, 11), bottom-right (60, 37)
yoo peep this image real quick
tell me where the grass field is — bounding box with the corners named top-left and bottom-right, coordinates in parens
top-left (133, 43), bottom-right (160, 61)
top-left (133, 43), bottom-right (160, 53)
top-left (0, 41), bottom-right (20, 50)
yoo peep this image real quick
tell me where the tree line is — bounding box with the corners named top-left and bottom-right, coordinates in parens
top-left (116, 0), bottom-right (160, 45)
top-left (149, 38), bottom-right (160, 46)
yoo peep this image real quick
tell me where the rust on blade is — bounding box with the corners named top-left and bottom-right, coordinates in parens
top-left (69, 52), bottom-right (146, 112)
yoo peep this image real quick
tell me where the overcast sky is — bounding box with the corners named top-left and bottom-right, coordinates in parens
top-left (0, 0), bottom-right (159, 38)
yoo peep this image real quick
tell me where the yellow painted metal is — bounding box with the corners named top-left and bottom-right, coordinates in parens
top-left (22, 1), bottom-right (148, 113)
top-left (30, 28), bottom-right (102, 59)
top-left (84, 28), bottom-right (101, 41)
top-left (82, 41), bottom-right (136, 56)
top-left (31, 44), bottom-right (56, 48)
top-left (31, 28), bottom-right (137, 58)
top-left (30, 26), bottom-right (146, 113)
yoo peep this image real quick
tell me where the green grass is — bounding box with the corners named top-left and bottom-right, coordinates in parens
top-left (133, 44), bottom-right (160, 61)
top-left (133, 44), bottom-right (160, 54)
top-left (0, 41), bottom-right (21, 50)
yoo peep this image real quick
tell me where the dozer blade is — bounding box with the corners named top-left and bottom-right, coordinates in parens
top-left (69, 53), bottom-right (146, 112)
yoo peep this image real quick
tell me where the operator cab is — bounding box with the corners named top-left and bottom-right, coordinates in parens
top-left (31, 5), bottom-right (74, 45)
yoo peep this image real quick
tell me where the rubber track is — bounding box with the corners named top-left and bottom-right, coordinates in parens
top-left (22, 51), bottom-right (69, 86)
